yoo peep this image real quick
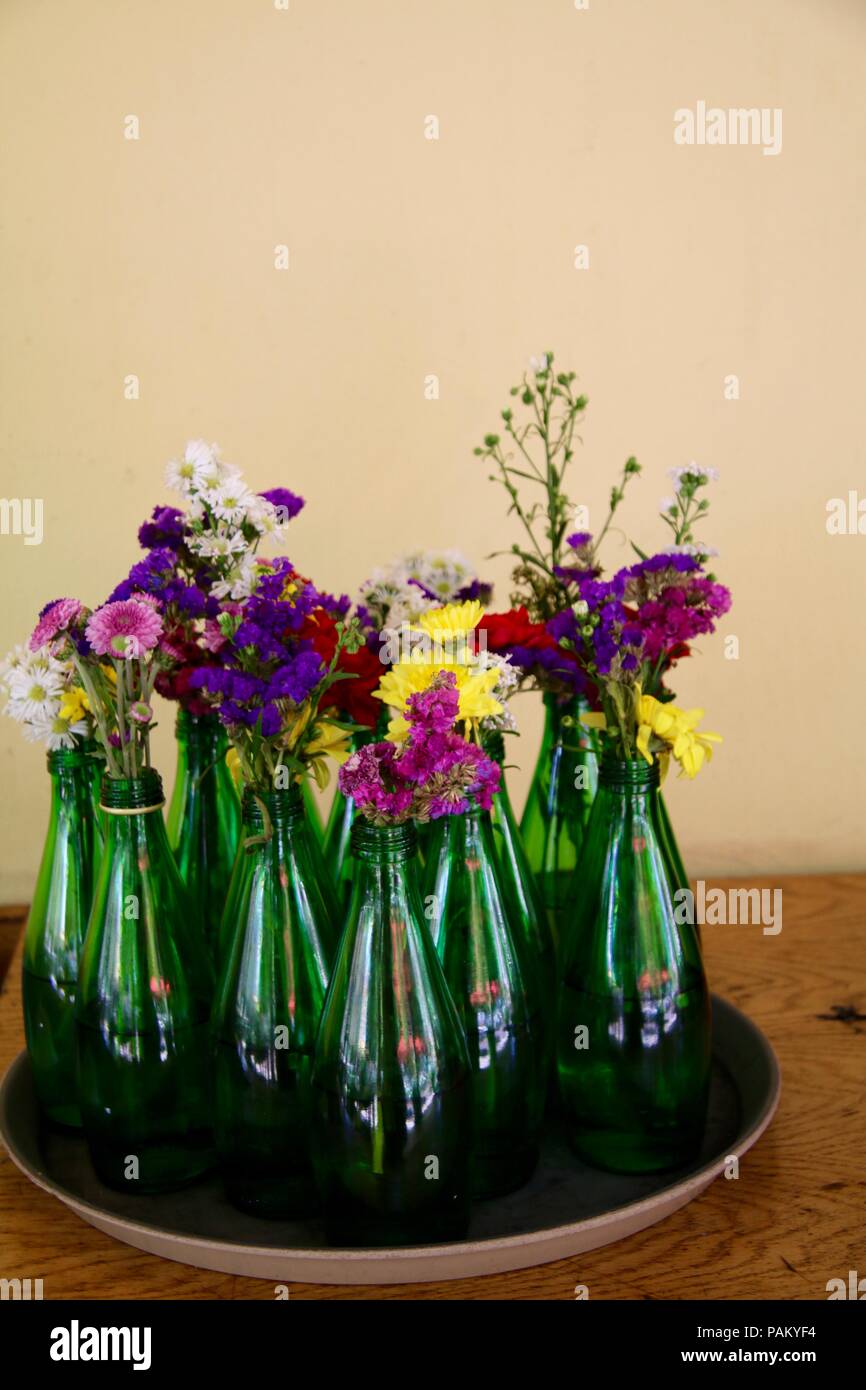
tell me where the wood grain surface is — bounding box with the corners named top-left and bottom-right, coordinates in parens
top-left (1, 873), bottom-right (863, 1301)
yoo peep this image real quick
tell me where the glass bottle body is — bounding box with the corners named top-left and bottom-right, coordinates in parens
top-left (520, 693), bottom-right (598, 937)
top-left (323, 728), bottom-right (377, 913)
top-left (76, 770), bottom-right (215, 1192)
top-left (556, 756), bottom-right (710, 1172)
top-left (312, 823), bottom-right (471, 1247)
top-left (425, 810), bottom-right (546, 1197)
top-left (213, 786), bottom-right (338, 1216)
top-left (166, 710), bottom-right (240, 959)
top-left (22, 748), bottom-right (98, 1128)
top-left (486, 734), bottom-right (557, 1000)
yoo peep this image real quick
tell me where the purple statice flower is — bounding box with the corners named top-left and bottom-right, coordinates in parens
top-left (189, 561), bottom-right (333, 738)
top-left (453, 578), bottom-right (494, 607)
top-left (404, 678), bottom-right (461, 735)
top-left (613, 554), bottom-right (731, 664)
top-left (317, 590), bottom-right (351, 619)
top-left (259, 487), bottom-right (304, 521)
top-left (339, 743), bottom-right (416, 824)
top-left (265, 650), bottom-right (326, 704)
top-left (110, 547), bottom-right (212, 619)
top-left (553, 531), bottom-right (598, 585)
top-left (138, 505), bottom-right (186, 551)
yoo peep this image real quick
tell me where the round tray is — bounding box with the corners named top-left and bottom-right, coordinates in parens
top-left (0, 994), bottom-right (779, 1285)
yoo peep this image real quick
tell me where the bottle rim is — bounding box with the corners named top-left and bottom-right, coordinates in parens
top-left (46, 745), bottom-right (99, 772)
top-left (241, 782), bottom-right (304, 828)
top-left (100, 768), bottom-right (165, 811)
top-left (598, 753), bottom-right (661, 789)
top-left (350, 818), bottom-right (419, 861)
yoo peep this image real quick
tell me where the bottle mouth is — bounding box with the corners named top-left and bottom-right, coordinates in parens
top-left (598, 754), bottom-right (661, 789)
top-left (350, 819), bottom-right (418, 862)
top-left (241, 783), bottom-right (303, 829)
top-left (47, 745), bottom-right (98, 772)
top-left (100, 768), bottom-right (165, 811)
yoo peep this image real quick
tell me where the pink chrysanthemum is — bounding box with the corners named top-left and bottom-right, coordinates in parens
top-left (29, 598), bottom-right (83, 652)
top-left (86, 600), bottom-right (164, 660)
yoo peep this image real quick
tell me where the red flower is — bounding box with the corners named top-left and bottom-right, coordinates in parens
top-left (319, 642), bottom-right (383, 729)
top-left (299, 610), bottom-right (383, 728)
top-left (476, 607), bottom-right (557, 653)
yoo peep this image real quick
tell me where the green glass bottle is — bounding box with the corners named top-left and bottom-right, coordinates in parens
top-left (657, 790), bottom-right (689, 887)
top-left (82, 739), bottom-right (106, 854)
top-left (301, 779), bottom-right (325, 844)
top-left (22, 747), bottom-right (98, 1128)
top-left (76, 769), bottom-right (215, 1193)
top-left (520, 692), bottom-right (599, 937)
top-left (323, 728), bottom-right (376, 912)
top-left (485, 732), bottom-right (557, 998)
top-left (425, 809), bottom-right (545, 1197)
top-left (556, 755), bottom-right (711, 1173)
top-left (312, 821), bottom-right (471, 1246)
top-left (213, 785), bottom-right (338, 1216)
top-left (166, 710), bottom-right (240, 958)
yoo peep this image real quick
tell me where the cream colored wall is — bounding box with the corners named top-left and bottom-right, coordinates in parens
top-left (1, 0), bottom-right (864, 902)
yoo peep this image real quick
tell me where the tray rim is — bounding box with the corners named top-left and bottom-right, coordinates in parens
top-left (0, 994), bottom-right (781, 1282)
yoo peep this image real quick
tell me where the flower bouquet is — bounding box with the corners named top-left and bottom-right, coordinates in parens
top-left (116, 440), bottom-right (307, 937)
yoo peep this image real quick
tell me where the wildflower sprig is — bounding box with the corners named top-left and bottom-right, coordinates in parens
top-left (475, 351), bottom-right (642, 627)
top-left (658, 464), bottom-right (720, 555)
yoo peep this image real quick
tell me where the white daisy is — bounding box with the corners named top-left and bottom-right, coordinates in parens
top-left (24, 709), bottom-right (89, 750)
top-left (245, 494), bottom-right (286, 544)
top-left (211, 479), bottom-right (255, 526)
top-left (165, 439), bottom-right (219, 496)
top-left (210, 553), bottom-right (260, 601)
top-left (189, 529), bottom-right (248, 561)
top-left (6, 655), bottom-right (65, 720)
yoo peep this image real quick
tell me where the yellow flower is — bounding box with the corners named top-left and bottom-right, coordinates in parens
top-left (59, 686), bottom-right (90, 723)
top-left (305, 719), bottom-right (352, 766)
top-left (415, 599), bottom-right (485, 639)
top-left (635, 691), bottom-right (721, 778)
top-left (582, 691), bottom-right (722, 779)
top-left (225, 746), bottom-right (243, 788)
top-left (635, 693), bottom-right (681, 766)
top-left (281, 701), bottom-right (313, 752)
top-left (669, 708), bottom-right (722, 779)
top-left (374, 661), bottom-right (501, 739)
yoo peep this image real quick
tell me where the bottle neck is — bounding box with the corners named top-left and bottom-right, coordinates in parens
top-left (46, 747), bottom-right (97, 814)
top-left (597, 754), bottom-right (661, 794)
top-left (175, 709), bottom-right (228, 761)
top-left (47, 746), bottom-right (97, 777)
top-left (482, 730), bottom-right (506, 765)
top-left (542, 690), bottom-right (586, 735)
top-left (100, 768), bottom-right (166, 812)
top-left (350, 726), bottom-right (378, 753)
top-left (350, 820), bottom-right (419, 865)
top-left (241, 783), bottom-right (304, 833)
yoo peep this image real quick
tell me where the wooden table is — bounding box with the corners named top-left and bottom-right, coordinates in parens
top-left (1, 874), bottom-right (863, 1300)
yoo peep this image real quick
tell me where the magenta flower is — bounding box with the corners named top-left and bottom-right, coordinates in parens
top-left (29, 598), bottom-right (84, 652)
top-left (339, 670), bottom-right (500, 825)
top-left (86, 600), bottom-right (164, 659)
